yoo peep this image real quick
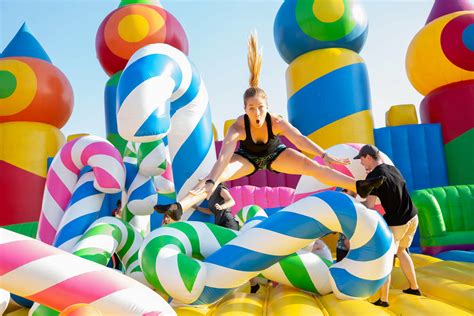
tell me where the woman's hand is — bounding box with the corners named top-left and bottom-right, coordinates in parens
top-left (215, 203), bottom-right (223, 211)
top-left (323, 153), bottom-right (351, 166)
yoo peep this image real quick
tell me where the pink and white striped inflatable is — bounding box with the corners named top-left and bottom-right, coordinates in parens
top-left (0, 228), bottom-right (175, 315)
top-left (37, 136), bottom-right (126, 245)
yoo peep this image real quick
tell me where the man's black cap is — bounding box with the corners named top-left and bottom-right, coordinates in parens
top-left (353, 144), bottom-right (380, 159)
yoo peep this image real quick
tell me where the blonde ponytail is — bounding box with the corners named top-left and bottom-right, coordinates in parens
top-left (247, 31), bottom-right (262, 88)
top-left (243, 31), bottom-right (267, 105)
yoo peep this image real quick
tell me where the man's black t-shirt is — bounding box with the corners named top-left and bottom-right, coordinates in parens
top-left (367, 164), bottom-right (417, 226)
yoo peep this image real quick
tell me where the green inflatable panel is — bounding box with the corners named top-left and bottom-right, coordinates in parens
top-left (411, 185), bottom-right (474, 255)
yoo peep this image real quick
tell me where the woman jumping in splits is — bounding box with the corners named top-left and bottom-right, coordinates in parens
top-left (155, 33), bottom-right (383, 221)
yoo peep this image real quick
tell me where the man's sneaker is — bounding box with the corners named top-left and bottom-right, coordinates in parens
top-left (403, 288), bottom-right (421, 296)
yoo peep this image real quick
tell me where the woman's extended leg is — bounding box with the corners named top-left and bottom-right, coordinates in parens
top-left (270, 148), bottom-right (384, 196)
top-left (270, 148), bottom-right (358, 191)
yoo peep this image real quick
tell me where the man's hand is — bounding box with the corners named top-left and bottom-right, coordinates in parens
top-left (189, 179), bottom-right (216, 199)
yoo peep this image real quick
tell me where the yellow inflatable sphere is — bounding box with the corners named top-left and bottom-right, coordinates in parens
top-left (406, 11), bottom-right (474, 95)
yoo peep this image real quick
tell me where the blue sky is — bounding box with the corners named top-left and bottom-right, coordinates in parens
top-left (1, 0), bottom-right (433, 140)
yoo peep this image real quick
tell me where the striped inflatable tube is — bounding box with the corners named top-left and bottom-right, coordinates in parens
top-left (136, 140), bottom-right (168, 177)
top-left (199, 191), bottom-right (394, 303)
top-left (235, 205), bottom-right (269, 232)
top-left (37, 135), bottom-right (125, 245)
top-left (140, 222), bottom-right (237, 303)
top-left (140, 192), bottom-right (393, 304)
top-left (236, 205), bottom-right (333, 295)
top-left (122, 140), bottom-right (176, 229)
top-left (0, 228), bottom-right (175, 315)
top-left (123, 140), bottom-right (168, 177)
top-left (31, 217), bottom-right (149, 316)
top-left (71, 217), bottom-right (146, 282)
top-left (139, 222), bottom-right (332, 304)
top-left (121, 141), bottom-right (170, 234)
top-left (121, 162), bottom-right (155, 235)
top-left (117, 43), bottom-right (216, 204)
top-left (53, 171), bottom-right (107, 252)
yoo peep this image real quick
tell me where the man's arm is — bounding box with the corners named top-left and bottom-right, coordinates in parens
top-left (217, 188), bottom-right (236, 210)
top-left (193, 205), bottom-right (212, 215)
top-left (363, 195), bottom-right (377, 209)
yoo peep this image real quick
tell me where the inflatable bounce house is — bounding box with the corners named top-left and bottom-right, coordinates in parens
top-left (1, 0), bottom-right (473, 315)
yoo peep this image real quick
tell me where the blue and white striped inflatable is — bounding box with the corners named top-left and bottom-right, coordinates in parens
top-left (199, 191), bottom-right (395, 303)
top-left (53, 170), bottom-right (107, 252)
top-left (117, 44), bottom-right (216, 205)
top-left (140, 191), bottom-right (395, 304)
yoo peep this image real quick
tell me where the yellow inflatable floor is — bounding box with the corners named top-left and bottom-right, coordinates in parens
top-left (5, 255), bottom-right (473, 316)
top-left (174, 254), bottom-right (473, 316)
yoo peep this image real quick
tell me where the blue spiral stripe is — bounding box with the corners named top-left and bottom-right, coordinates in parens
top-left (192, 287), bottom-right (231, 306)
top-left (348, 221), bottom-right (393, 261)
top-left (118, 54), bottom-right (182, 107)
top-left (172, 104), bottom-right (214, 191)
top-left (256, 211), bottom-right (332, 239)
top-left (125, 163), bottom-right (138, 188)
top-left (135, 106), bottom-right (171, 138)
top-left (68, 179), bottom-right (99, 205)
top-left (205, 244), bottom-right (285, 272)
top-left (316, 191), bottom-right (357, 239)
top-left (330, 268), bottom-right (388, 298)
top-left (54, 211), bottom-right (101, 248)
top-left (170, 62), bottom-right (202, 115)
top-left (129, 179), bottom-right (156, 201)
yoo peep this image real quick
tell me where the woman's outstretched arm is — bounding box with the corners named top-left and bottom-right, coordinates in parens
top-left (207, 125), bottom-right (242, 182)
top-left (190, 124), bottom-right (242, 198)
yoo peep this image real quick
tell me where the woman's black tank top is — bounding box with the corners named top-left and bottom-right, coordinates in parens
top-left (240, 113), bottom-right (282, 157)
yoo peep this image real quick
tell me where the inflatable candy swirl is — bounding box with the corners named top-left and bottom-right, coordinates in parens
top-left (71, 217), bottom-right (146, 282)
top-left (117, 44), bottom-right (215, 201)
top-left (0, 228), bottom-right (175, 315)
top-left (198, 191), bottom-right (395, 302)
top-left (31, 217), bottom-right (150, 315)
top-left (53, 171), bottom-right (107, 252)
top-left (198, 191), bottom-right (395, 303)
top-left (37, 136), bottom-right (125, 245)
top-left (140, 192), bottom-right (395, 304)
